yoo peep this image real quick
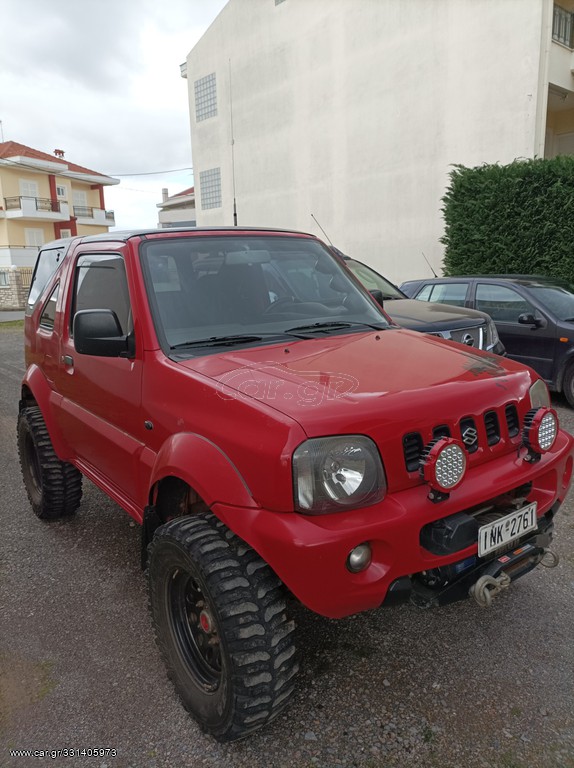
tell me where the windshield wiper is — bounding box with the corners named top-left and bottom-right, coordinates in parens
top-left (284, 321), bottom-right (387, 335)
top-left (171, 334), bottom-right (276, 350)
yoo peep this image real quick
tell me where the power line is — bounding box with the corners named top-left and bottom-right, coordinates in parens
top-left (105, 166), bottom-right (193, 177)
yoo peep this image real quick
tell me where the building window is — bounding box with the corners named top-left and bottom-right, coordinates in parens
top-left (59, 229), bottom-right (72, 239)
top-left (24, 228), bottom-right (45, 247)
top-left (56, 185), bottom-right (67, 199)
top-left (73, 190), bottom-right (88, 207)
top-left (20, 179), bottom-right (39, 198)
top-left (194, 72), bottom-right (217, 122)
top-left (199, 168), bottom-right (222, 210)
top-left (0, 272), bottom-right (8, 287)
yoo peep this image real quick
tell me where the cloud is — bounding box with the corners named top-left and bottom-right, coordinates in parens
top-left (0, 0), bottom-right (227, 227)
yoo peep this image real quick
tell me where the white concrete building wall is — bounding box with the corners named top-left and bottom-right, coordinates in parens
top-left (186, 0), bottom-right (552, 282)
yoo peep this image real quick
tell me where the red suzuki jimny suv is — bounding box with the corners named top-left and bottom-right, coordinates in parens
top-left (18, 227), bottom-right (573, 741)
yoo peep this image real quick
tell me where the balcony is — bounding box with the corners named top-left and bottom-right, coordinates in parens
top-left (1, 196), bottom-right (70, 222)
top-left (73, 205), bottom-right (115, 227)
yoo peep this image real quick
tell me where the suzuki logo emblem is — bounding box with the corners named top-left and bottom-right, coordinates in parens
top-left (462, 427), bottom-right (478, 446)
top-left (461, 333), bottom-right (475, 346)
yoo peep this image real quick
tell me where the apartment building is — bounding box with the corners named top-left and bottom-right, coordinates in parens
top-left (184, 0), bottom-right (574, 282)
top-left (157, 186), bottom-right (196, 228)
top-left (0, 141), bottom-right (119, 308)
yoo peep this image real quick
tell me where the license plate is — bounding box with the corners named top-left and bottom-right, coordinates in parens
top-left (478, 502), bottom-right (538, 558)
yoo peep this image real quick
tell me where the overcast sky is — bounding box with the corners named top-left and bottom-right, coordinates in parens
top-left (0, 0), bottom-right (228, 228)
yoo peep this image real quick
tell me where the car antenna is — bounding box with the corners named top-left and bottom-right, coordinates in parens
top-left (422, 251), bottom-right (437, 278)
top-left (311, 213), bottom-right (334, 246)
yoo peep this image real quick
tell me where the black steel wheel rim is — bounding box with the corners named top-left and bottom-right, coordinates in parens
top-left (24, 432), bottom-right (42, 497)
top-left (167, 567), bottom-right (222, 691)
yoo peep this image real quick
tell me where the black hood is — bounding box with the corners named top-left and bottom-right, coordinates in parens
top-left (383, 298), bottom-right (489, 333)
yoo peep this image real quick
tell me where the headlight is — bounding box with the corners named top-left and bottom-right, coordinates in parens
top-left (486, 319), bottom-right (499, 349)
top-left (529, 379), bottom-right (550, 408)
top-left (293, 435), bottom-right (386, 514)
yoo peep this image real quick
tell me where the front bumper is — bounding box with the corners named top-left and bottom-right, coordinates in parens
top-left (212, 430), bottom-right (574, 619)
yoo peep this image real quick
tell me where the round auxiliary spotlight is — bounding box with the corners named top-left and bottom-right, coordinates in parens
top-left (420, 437), bottom-right (467, 494)
top-left (523, 407), bottom-right (558, 455)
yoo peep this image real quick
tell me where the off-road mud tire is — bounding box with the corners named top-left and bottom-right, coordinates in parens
top-left (147, 513), bottom-right (298, 742)
top-left (17, 406), bottom-right (82, 519)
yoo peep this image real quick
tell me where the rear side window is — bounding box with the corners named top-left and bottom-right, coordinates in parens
top-left (72, 254), bottom-right (131, 334)
top-left (476, 284), bottom-right (533, 322)
top-left (415, 285), bottom-right (433, 301)
top-left (39, 284), bottom-right (59, 330)
top-left (427, 283), bottom-right (468, 307)
top-left (28, 247), bottom-right (65, 307)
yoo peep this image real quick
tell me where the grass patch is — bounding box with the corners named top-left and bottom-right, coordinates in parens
top-left (0, 320), bottom-right (24, 329)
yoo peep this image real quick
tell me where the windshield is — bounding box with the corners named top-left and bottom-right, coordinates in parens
top-left (344, 259), bottom-right (404, 299)
top-left (140, 236), bottom-right (388, 351)
top-left (528, 283), bottom-right (574, 321)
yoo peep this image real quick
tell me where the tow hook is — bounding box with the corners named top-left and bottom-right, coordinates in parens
top-left (469, 573), bottom-right (511, 608)
top-left (539, 549), bottom-right (559, 568)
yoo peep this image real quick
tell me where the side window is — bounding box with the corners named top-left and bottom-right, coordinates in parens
top-left (28, 247), bottom-right (65, 307)
top-left (428, 283), bottom-right (468, 307)
top-left (39, 284), bottom-right (59, 330)
top-left (73, 254), bottom-right (131, 334)
top-left (415, 285), bottom-right (433, 301)
top-left (476, 284), bottom-right (533, 322)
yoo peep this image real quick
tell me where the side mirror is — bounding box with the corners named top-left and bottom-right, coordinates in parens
top-left (370, 289), bottom-right (384, 307)
top-left (74, 309), bottom-right (134, 357)
top-left (518, 312), bottom-right (543, 328)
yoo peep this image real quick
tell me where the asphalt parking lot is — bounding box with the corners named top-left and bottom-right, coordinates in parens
top-left (1, 322), bottom-right (573, 768)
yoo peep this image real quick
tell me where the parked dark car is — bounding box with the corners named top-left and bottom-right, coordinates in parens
top-left (400, 275), bottom-right (574, 405)
top-left (339, 257), bottom-right (504, 355)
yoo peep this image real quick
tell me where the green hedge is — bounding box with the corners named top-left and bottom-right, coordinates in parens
top-left (441, 156), bottom-right (574, 282)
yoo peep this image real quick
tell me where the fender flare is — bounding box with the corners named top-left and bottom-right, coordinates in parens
top-left (21, 364), bottom-right (71, 461)
top-left (148, 432), bottom-right (257, 509)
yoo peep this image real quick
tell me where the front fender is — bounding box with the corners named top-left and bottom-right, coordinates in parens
top-left (21, 364), bottom-right (71, 461)
top-left (149, 432), bottom-right (257, 509)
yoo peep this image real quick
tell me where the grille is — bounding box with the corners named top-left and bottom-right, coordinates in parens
top-left (449, 325), bottom-right (484, 350)
top-left (484, 411), bottom-right (500, 445)
top-left (505, 404), bottom-right (519, 437)
top-left (402, 404), bottom-right (516, 471)
top-left (403, 433), bottom-right (424, 472)
top-left (433, 425), bottom-right (451, 440)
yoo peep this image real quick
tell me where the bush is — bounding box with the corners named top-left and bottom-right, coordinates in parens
top-left (441, 156), bottom-right (574, 283)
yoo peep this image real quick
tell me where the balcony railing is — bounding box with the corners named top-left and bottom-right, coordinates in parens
top-left (553, 4), bottom-right (574, 48)
top-left (4, 196), bottom-right (61, 212)
top-left (73, 205), bottom-right (115, 222)
top-left (73, 205), bottom-right (94, 217)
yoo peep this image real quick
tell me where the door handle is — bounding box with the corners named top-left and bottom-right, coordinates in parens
top-left (62, 355), bottom-right (74, 366)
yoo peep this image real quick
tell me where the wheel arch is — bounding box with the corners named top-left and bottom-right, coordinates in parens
top-left (147, 432), bottom-right (257, 513)
top-left (20, 365), bottom-right (71, 461)
top-left (556, 350), bottom-right (574, 393)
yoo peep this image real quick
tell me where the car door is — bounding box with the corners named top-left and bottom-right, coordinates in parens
top-left (53, 248), bottom-right (144, 503)
top-left (472, 282), bottom-right (556, 381)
